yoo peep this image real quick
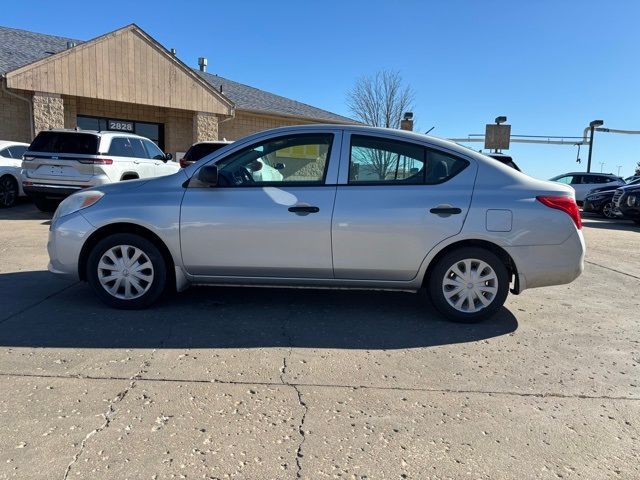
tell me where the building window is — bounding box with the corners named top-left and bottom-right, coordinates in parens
top-left (77, 115), bottom-right (164, 149)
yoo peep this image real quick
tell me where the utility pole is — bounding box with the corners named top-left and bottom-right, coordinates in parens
top-left (587, 119), bottom-right (604, 173)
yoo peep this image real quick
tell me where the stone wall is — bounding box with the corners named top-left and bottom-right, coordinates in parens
top-left (193, 112), bottom-right (219, 143)
top-left (32, 92), bottom-right (64, 132)
top-left (0, 85), bottom-right (32, 142)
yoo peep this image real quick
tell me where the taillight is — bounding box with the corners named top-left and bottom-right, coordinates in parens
top-left (536, 195), bottom-right (582, 229)
top-left (179, 157), bottom-right (189, 168)
top-left (78, 158), bottom-right (113, 165)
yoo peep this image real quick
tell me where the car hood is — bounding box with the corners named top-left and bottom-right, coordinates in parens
top-left (617, 184), bottom-right (640, 193)
top-left (89, 170), bottom-right (188, 195)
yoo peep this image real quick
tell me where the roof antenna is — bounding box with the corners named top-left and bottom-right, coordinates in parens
top-left (219, 84), bottom-right (223, 93)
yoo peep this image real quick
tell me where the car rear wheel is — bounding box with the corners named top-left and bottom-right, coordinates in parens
top-left (601, 201), bottom-right (616, 219)
top-left (428, 247), bottom-right (509, 323)
top-left (86, 233), bottom-right (167, 309)
top-left (0, 175), bottom-right (19, 208)
top-left (33, 196), bottom-right (59, 213)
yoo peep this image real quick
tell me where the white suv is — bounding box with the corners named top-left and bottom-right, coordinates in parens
top-left (22, 130), bottom-right (180, 211)
top-left (549, 172), bottom-right (625, 203)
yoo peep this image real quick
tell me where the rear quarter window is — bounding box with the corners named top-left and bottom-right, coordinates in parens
top-left (29, 132), bottom-right (99, 155)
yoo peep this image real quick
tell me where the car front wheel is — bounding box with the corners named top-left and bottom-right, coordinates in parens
top-left (601, 201), bottom-right (617, 219)
top-left (86, 233), bottom-right (167, 309)
top-left (428, 247), bottom-right (509, 323)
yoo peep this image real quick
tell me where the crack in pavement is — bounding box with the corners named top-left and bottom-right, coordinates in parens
top-left (279, 309), bottom-right (308, 479)
top-left (2, 371), bottom-right (638, 403)
top-left (585, 260), bottom-right (640, 280)
top-left (62, 357), bottom-right (150, 480)
top-left (60, 322), bottom-right (176, 480)
top-left (0, 281), bottom-right (79, 325)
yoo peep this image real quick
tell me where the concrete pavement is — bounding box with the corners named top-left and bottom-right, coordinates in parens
top-left (0, 203), bottom-right (638, 479)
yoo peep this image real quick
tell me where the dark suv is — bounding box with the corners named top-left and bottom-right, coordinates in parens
top-left (613, 182), bottom-right (640, 224)
top-left (179, 141), bottom-right (232, 168)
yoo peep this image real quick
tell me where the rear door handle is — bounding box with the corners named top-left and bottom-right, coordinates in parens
top-left (288, 205), bottom-right (320, 215)
top-left (430, 205), bottom-right (462, 215)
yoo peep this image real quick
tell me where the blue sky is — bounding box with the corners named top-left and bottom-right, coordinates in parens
top-left (3, 0), bottom-right (639, 179)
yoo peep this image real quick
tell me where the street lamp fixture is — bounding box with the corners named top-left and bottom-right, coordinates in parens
top-left (495, 116), bottom-right (507, 125)
top-left (587, 119), bottom-right (604, 173)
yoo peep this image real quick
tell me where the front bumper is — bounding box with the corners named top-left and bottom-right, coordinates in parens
top-left (504, 229), bottom-right (585, 291)
top-left (47, 211), bottom-right (96, 278)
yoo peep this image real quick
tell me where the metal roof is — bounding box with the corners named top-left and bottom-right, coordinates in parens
top-left (0, 25), bottom-right (355, 124)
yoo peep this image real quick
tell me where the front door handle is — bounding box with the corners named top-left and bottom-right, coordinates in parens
top-left (288, 205), bottom-right (320, 215)
top-left (430, 205), bottom-right (462, 215)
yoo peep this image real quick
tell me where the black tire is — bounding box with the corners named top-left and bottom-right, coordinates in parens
top-left (33, 196), bottom-right (59, 213)
top-left (86, 233), bottom-right (167, 309)
top-left (0, 175), bottom-right (19, 208)
top-left (427, 247), bottom-right (509, 323)
top-left (600, 201), bottom-right (616, 219)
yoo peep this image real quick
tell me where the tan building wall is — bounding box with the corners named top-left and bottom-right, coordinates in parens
top-left (33, 92), bottom-right (64, 132)
top-left (0, 86), bottom-right (32, 143)
top-left (218, 111), bottom-right (316, 140)
top-left (64, 97), bottom-right (200, 155)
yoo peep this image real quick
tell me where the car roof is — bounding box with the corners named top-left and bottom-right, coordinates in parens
top-left (40, 129), bottom-right (148, 140)
top-left (555, 172), bottom-right (619, 177)
top-left (0, 140), bottom-right (30, 148)
top-left (191, 140), bottom-right (233, 146)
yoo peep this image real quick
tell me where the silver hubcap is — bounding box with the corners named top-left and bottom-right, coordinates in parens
top-left (602, 202), bottom-right (615, 218)
top-left (442, 258), bottom-right (498, 313)
top-left (97, 245), bottom-right (154, 300)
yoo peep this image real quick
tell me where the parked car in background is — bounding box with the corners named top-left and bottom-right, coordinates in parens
top-left (179, 140), bottom-right (232, 168)
top-left (624, 175), bottom-right (640, 184)
top-left (613, 182), bottom-right (640, 224)
top-left (549, 172), bottom-right (624, 204)
top-left (0, 140), bottom-right (29, 208)
top-left (22, 130), bottom-right (179, 212)
top-left (487, 153), bottom-right (521, 171)
top-left (47, 125), bottom-right (584, 323)
top-left (583, 178), bottom-right (640, 218)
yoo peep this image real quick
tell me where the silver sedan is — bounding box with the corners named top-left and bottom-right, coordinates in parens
top-left (47, 125), bottom-right (585, 322)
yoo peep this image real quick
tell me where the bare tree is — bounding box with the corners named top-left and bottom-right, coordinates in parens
top-left (635, 160), bottom-right (640, 175)
top-left (347, 70), bottom-right (415, 179)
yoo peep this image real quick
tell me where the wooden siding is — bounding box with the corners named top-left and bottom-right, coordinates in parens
top-left (5, 25), bottom-right (233, 116)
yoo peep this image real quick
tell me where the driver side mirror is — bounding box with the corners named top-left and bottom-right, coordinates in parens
top-left (197, 165), bottom-right (218, 187)
top-left (165, 153), bottom-right (173, 162)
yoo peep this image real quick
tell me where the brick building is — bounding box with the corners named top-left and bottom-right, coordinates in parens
top-left (0, 24), bottom-right (354, 157)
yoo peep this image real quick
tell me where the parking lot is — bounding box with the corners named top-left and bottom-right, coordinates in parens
top-left (0, 202), bottom-right (638, 479)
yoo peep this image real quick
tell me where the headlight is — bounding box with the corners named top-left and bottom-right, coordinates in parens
top-left (52, 191), bottom-right (104, 222)
top-left (587, 194), bottom-right (604, 201)
top-left (627, 195), bottom-right (637, 207)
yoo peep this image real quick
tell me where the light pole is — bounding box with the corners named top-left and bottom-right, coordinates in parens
top-left (617, 165), bottom-right (622, 176)
top-left (587, 119), bottom-right (604, 173)
top-left (599, 161), bottom-right (605, 172)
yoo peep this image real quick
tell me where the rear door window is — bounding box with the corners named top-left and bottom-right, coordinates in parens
top-left (108, 138), bottom-right (136, 157)
top-left (130, 138), bottom-right (147, 158)
top-left (0, 147), bottom-right (12, 158)
top-left (349, 135), bottom-right (425, 183)
top-left (28, 132), bottom-right (99, 155)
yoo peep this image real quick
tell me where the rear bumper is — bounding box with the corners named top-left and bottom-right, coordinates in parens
top-left (24, 183), bottom-right (85, 199)
top-left (504, 229), bottom-right (585, 291)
